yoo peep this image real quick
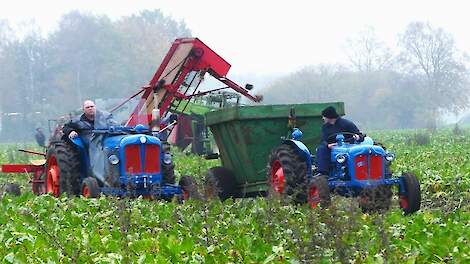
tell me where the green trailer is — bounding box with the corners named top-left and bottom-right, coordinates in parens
top-left (204, 102), bottom-right (345, 197)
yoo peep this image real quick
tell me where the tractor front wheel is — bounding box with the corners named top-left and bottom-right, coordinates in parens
top-left (267, 144), bottom-right (307, 204)
top-left (45, 142), bottom-right (81, 197)
top-left (308, 176), bottom-right (330, 208)
top-left (399, 173), bottom-right (421, 215)
top-left (179, 175), bottom-right (201, 200)
top-left (204, 167), bottom-right (237, 200)
top-left (82, 177), bottom-right (100, 198)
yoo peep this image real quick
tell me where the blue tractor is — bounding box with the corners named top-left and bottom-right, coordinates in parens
top-left (44, 123), bottom-right (197, 200)
top-left (268, 128), bottom-right (421, 215)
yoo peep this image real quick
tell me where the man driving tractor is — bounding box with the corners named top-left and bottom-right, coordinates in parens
top-left (315, 106), bottom-right (364, 176)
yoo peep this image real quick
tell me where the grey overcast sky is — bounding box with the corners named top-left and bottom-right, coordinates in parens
top-left (1, 0), bottom-right (469, 76)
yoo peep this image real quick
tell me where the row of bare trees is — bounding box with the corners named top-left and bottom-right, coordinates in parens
top-left (0, 10), bottom-right (191, 141)
top-left (263, 22), bottom-right (469, 129)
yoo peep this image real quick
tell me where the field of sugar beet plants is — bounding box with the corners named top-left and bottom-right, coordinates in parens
top-left (0, 128), bottom-right (469, 263)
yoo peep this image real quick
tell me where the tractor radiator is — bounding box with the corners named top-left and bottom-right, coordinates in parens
top-left (354, 154), bottom-right (383, 180)
top-left (124, 144), bottom-right (160, 174)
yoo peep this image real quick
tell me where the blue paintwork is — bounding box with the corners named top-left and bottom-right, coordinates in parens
top-left (279, 130), bottom-right (406, 199)
top-left (71, 125), bottom-right (181, 199)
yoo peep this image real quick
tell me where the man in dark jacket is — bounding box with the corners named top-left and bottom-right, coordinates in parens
top-left (315, 106), bottom-right (363, 175)
top-left (62, 100), bottom-right (116, 146)
top-left (34, 127), bottom-right (46, 147)
top-left (62, 100), bottom-right (117, 183)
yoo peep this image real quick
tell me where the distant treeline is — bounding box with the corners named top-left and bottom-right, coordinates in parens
top-left (261, 23), bottom-right (470, 129)
top-left (0, 10), bottom-right (191, 140)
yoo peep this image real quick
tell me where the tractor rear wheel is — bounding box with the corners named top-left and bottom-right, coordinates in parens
top-left (81, 177), bottom-right (100, 198)
top-left (45, 141), bottom-right (81, 197)
top-left (179, 175), bottom-right (201, 200)
top-left (307, 175), bottom-right (331, 208)
top-left (2, 183), bottom-right (21, 196)
top-left (399, 173), bottom-right (421, 215)
top-left (267, 144), bottom-right (308, 204)
top-left (204, 167), bottom-right (237, 200)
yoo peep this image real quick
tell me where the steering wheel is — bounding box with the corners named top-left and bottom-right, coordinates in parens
top-left (327, 132), bottom-right (358, 143)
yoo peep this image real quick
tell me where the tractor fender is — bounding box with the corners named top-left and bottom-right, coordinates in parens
top-left (70, 137), bottom-right (86, 150)
top-left (282, 139), bottom-right (313, 178)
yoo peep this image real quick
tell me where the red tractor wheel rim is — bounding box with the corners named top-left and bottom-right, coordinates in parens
top-left (182, 190), bottom-right (190, 200)
top-left (82, 186), bottom-right (90, 198)
top-left (308, 185), bottom-right (320, 208)
top-left (46, 156), bottom-right (60, 197)
top-left (399, 195), bottom-right (409, 209)
top-left (270, 160), bottom-right (285, 194)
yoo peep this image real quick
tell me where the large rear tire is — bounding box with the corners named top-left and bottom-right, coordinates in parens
top-left (399, 173), bottom-right (421, 215)
top-left (45, 141), bottom-right (81, 197)
top-left (204, 167), bottom-right (237, 200)
top-left (267, 144), bottom-right (308, 204)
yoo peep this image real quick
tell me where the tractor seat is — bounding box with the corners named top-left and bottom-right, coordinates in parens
top-left (30, 159), bottom-right (46, 166)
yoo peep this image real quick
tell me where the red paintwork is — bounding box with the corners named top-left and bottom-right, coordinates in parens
top-left (399, 195), bottom-right (409, 209)
top-left (46, 155), bottom-right (60, 197)
top-left (270, 160), bottom-right (285, 194)
top-left (126, 38), bottom-right (260, 126)
top-left (308, 184), bottom-right (320, 208)
top-left (355, 155), bottom-right (383, 181)
top-left (144, 145), bottom-right (160, 173)
top-left (83, 186), bottom-right (90, 198)
top-left (1, 164), bottom-right (43, 173)
top-left (370, 155), bottom-right (383, 180)
top-left (355, 155), bottom-right (368, 180)
top-left (125, 145), bottom-right (142, 174)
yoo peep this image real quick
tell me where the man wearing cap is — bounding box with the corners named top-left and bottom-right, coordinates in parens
top-left (315, 106), bottom-right (363, 176)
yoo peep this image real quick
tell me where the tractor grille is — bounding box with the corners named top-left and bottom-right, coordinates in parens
top-left (124, 144), bottom-right (160, 174)
top-left (354, 155), bottom-right (383, 180)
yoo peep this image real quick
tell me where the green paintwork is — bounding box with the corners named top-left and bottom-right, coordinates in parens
top-left (205, 102), bottom-right (345, 195)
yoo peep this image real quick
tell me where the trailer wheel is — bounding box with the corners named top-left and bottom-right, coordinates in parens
top-left (179, 175), bottom-right (201, 200)
top-left (82, 177), bottom-right (100, 198)
top-left (399, 173), bottom-right (421, 215)
top-left (45, 142), bottom-right (81, 197)
top-left (359, 186), bottom-right (392, 213)
top-left (205, 167), bottom-right (237, 200)
top-left (2, 183), bottom-right (21, 196)
top-left (267, 144), bottom-right (307, 203)
top-left (308, 175), bottom-right (330, 208)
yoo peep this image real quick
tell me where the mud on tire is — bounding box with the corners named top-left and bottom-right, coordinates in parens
top-left (46, 141), bottom-right (81, 196)
top-left (267, 144), bottom-right (308, 204)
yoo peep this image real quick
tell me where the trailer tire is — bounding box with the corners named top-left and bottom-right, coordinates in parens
top-left (45, 141), bottom-right (81, 197)
top-left (205, 167), bottom-right (237, 200)
top-left (82, 177), bottom-right (100, 198)
top-left (267, 144), bottom-right (308, 204)
top-left (399, 173), bottom-right (421, 215)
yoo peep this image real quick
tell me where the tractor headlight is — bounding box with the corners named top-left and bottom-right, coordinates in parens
top-left (163, 153), bottom-right (172, 165)
top-left (336, 154), bottom-right (346, 164)
top-left (140, 136), bottom-right (147, 144)
top-left (385, 153), bottom-right (395, 162)
top-left (108, 154), bottom-right (120, 165)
